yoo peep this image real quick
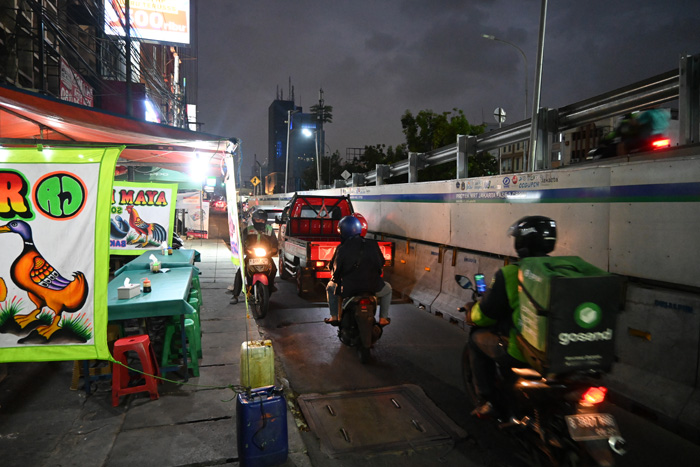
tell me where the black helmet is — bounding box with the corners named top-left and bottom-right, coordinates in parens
top-left (252, 210), bottom-right (267, 231)
top-left (252, 210), bottom-right (267, 223)
top-left (508, 216), bottom-right (557, 258)
top-left (338, 216), bottom-right (363, 240)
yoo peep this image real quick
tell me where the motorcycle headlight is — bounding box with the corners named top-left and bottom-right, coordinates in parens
top-left (253, 247), bottom-right (267, 257)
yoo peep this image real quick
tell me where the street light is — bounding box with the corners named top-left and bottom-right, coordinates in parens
top-left (482, 34), bottom-right (528, 120)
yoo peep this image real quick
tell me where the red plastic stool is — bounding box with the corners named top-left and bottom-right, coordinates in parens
top-left (112, 334), bottom-right (161, 407)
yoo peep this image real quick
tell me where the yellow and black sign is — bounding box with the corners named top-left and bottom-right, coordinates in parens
top-left (250, 176), bottom-right (261, 186)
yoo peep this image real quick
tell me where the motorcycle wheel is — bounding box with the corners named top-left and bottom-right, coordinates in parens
top-left (460, 342), bottom-right (481, 406)
top-left (252, 283), bottom-right (269, 319)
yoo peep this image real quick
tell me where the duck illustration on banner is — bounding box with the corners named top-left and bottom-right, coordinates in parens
top-left (0, 165), bottom-right (96, 347)
top-left (0, 221), bottom-right (91, 344)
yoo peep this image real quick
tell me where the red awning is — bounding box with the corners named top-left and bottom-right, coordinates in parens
top-left (0, 84), bottom-right (233, 173)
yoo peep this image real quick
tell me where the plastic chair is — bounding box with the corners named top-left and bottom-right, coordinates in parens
top-left (191, 275), bottom-right (201, 297)
top-left (186, 303), bottom-right (203, 358)
top-left (189, 283), bottom-right (202, 304)
top-left (112, 334), bottom-right (160, 407)
top-left (161, 318), bottom-right (200, 377)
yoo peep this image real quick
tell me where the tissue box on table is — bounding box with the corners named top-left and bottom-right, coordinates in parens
top-left (117, 283), bottom-right (140, 299)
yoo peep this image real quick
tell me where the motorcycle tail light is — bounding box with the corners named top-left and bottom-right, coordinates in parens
top-left (315, 261), bottom-right (325, 268)
top-left (581, 386), bottom-right (607, 405)
top-left (253, 247), bottom-right (267, 257)
top-left (358, 298), bottom-right (373, 311)
top-left (651, 138), bottom-right (671, 149)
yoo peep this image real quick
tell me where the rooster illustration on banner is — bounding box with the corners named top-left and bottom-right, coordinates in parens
top-left (109, 183), bottom-right (176, 252)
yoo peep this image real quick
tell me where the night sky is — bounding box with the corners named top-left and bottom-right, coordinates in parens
top-left (196, 0), bottom-right (700, 174)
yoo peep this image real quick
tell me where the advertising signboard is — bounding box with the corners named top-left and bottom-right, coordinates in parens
top-left (104, 0), bottom-right (191, 45)
top-left (59, 57), bottom-right (94, 107)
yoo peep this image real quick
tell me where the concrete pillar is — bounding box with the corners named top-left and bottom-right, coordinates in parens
top-left (408, 152), bottom-right (425, 183)
top-left (351, 173), bottom-right (365, 187)
top-left (376, 164), bottom-right (390, 185)
top-left (679, 53), bottom-right (700, 145)
top-left (456, 135), bottom-right (477, 179)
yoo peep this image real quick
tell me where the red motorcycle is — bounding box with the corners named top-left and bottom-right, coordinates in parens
top-left (243, 238), bottom-right (277, 319)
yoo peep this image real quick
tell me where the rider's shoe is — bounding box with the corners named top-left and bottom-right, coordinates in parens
top-left (229, 296), bottom-right (239, 305)
top-left (324, 317), bottom-right (340, 326)
top-left (379, 317), bottom-right (391, 326)
top-left (471, 401), bottom-right (497, 419)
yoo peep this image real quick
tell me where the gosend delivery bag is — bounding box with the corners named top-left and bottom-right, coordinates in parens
top-left (517, 256), bottom-right (622, 375)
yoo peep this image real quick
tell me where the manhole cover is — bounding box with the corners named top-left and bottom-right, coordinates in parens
top-left (297, 384), bottom-right (468, 457)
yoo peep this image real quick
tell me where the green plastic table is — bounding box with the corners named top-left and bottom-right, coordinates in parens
top-left (113, 249), bottom-right (198, 276)
top-left (108, 266), bottom-right (196, 379)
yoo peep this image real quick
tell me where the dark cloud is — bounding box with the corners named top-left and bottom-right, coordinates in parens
top-left (197, 0), bottom-right (700, 171)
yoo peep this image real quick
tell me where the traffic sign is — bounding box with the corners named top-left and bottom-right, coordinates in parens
top-left (250, 176), bottom-right (260, 186)
top-left (494, 107), bottom-right (507, 124)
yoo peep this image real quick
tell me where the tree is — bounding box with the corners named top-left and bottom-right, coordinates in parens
top-left (300, 149), bottom-right (344, 188)
top-left (400, 108), bottom-right (496, 180)
top-left (356, 144), bottom-right (405, 170)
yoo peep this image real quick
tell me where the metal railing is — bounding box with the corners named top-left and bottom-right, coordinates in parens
top-left (342, 53), bottom-right (699, 187)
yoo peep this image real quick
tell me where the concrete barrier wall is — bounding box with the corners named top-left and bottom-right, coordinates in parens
top-left (430, 249), bottom-right (504, 329)
top-left (378, 237), bottom-right (415, 298)
top-left (407, 243), bottom-right (444, 311)
top-left (616, 283), bottom-right (700, 386)
top-left (261, 155), bottom-right (700, 289)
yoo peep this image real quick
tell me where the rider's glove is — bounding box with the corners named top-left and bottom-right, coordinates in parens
top-left (464, 302), bottom-right (477, 327)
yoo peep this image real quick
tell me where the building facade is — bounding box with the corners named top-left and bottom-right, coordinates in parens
top-left (267, 97), bottom-right (316, 193)
top-left (0, 0), bottom-right (197, 129)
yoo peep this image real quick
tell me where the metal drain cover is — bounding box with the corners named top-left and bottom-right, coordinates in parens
top-left (297, 384), bottom-right (468, 457)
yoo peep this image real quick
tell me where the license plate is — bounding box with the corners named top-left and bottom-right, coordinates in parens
top-left (565, 413), bottom-right (620, 441)
top-left (249, 258), bottom-right (268, 266)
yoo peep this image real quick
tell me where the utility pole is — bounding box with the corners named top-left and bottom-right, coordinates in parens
top-left (125, 0), bottom-right (132, 117)
top-left (528, 0), bottom-right (548, 172)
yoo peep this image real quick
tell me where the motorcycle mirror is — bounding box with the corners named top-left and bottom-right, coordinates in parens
top-left (455, 274), bottom-right (473, 290)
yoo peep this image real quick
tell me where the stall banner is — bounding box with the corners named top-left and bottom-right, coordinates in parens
top-left (179, 192), bottom-right (210, 239)
top-left (0, 146), bottom-right (120, 362)
top-left (110, 182), bottom-right (177, 255)
top-left (224, 154), bottom-right (243, 267)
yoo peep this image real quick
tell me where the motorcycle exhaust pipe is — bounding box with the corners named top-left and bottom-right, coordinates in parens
top-left (609, 435), bottom-right (627, 456)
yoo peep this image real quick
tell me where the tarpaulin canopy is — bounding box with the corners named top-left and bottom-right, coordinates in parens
top-left (0, 84), bottom-right (233, 175)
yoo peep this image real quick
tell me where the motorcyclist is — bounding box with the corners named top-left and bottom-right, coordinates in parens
top-left (325, 215), bottom-right (392, 326)
top-left (230, 209), bottom-right (278, 304)
top-left (466, 215), bottom-right (557, 418)
top-left (598, 108), bottom-right (670, 158)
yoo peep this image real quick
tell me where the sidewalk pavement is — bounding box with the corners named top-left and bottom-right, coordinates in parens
top-left (0, 238), bottom-right (312, 467)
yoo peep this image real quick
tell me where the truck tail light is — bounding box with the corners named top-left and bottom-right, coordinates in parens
top-left (315, 261), bottom-right (325, 268)
top-left (581, 386), bottom-right (607, 405)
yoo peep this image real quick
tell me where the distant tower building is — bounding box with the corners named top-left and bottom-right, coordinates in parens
top-left (267, 83), bottom-right (316, 193)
